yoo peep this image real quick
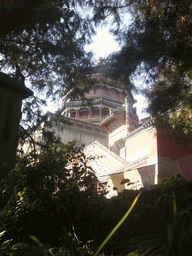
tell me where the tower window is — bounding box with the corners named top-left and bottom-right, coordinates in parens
top-left (109, 88), bottom-right (118, 98)
top-left (79, 108), bottom-right (89, 118)
top-left (89, 88), bottom-right (93, 95)
top-left (91, 107), bottom-right (100, 117)
top-left (121, 92), bottom-right (126, 99)
top-left (95, 86), bottom-right (101, 94)
top-left (102, 86), bottom-right (108, 95)
top-left (102, 107), bottom-right (109, 117)
top-left (69, 109), bottom-right (76, 118)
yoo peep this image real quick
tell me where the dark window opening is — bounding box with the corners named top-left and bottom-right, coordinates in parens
top-left (69, 109), bottom-right (76, 118)
top-left (102, 86), bottom-right (108, 95)
top-left (91, 107), bottom-right (100, 117)
top-left (102, 107), bottom-right (109, 117)
top-left (110, 89), bottom-right (118, 98)
top-left (79, 108), bottom-right (89, 118)
top-left (95, 86), bottom-right (101, 94)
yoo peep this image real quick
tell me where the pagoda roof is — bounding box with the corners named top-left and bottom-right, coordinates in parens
top-left (47, 112), bottom-right (108, 135)
top-left (64, 98), bottom-right (123, 109)
top-left (101, 114), bottom-right (124, 133)
top-left (90, 73), bottom-right (135, 103)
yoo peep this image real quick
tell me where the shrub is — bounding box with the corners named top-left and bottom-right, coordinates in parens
top-left (0, 141), bottom-right (106, 246)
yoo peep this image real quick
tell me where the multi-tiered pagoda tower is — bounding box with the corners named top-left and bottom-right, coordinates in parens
top-left (42, 73), bottom-right (139, 151)
top-left (61, 73), bottom-right (138, 127)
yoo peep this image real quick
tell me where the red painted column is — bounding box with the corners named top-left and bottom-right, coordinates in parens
top-left (99, 106), bottom-right (102, 118)
top-left (89, 108), bottom-right (92, 119)
top-left (76, 109), bottom-right (79, 118)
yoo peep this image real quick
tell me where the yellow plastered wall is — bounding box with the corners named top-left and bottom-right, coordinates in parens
top-left (125, 128), bottom-right (158, 164)
top-left (124, 169), bottom-right (142, 189)
top-left (110, 172), bottom-right (125, 192)
top-left (106, 178), bottom-right (118, 197)
top-left (107, 168), bottom-right (143, 195)
top-left (94, 147), bottom-right (125, 170)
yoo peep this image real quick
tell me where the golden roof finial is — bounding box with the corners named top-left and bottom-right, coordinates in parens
top-left (97, 57), bottom-right (103, 65)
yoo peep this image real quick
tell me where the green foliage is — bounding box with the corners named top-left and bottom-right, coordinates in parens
top-left (2, 144), bottom-right (192, 256)
top-left (1, 164), bottom-right (192, 255)
top-left (90, 179), bottom-right (192, 255)
top-left (155, 174), bottom-right (186, 192)
top-left (4, 141), bottom-right (103, 200)
top-left (0, 141), bottom-right (106, 245)
top-left (0, 230), bottom-right (91, 255)
top-left (127, 191), bottom-right (192, 256)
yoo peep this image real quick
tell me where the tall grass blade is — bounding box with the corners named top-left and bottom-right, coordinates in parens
top-left (172, 191), bottom-right (177, 223)
top-left (28, 235), bottom-right (43, 247)
top-left (166, 191), bottom-right (177, 255)
top-left (94, 193), bottom-right (141, 256)
top-left (0, 231), bottom-right (6, 238)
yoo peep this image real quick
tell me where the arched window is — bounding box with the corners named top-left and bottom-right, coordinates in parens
top-left (102, 107), bottom-right (110, 117)
top-left (95, 86), bottom-right (101, 94)
top-left (79, 108), bottom-right (89, 118)
top-left (117, 90), bottom-right (121, 98)
top-left (69, 109), bottom-right (76, 118)
top-left (109, 88), bottom-right (118, 98)
top-left (102, 86), bottom-right (108, 95)
top-left (121, 92), bottom-right (126, 100)
top-left (88, 88), bottom-right (93, 95)
top-left (91, 107), bottom-right (100, 117)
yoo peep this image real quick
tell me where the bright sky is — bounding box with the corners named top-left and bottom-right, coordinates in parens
top-left (85, 26), bottom-right (120, 61)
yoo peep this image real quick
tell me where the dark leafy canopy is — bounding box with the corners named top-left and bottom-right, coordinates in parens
top-left (2, 0), bottom-right (192, 132)
top-left (0, 0), bottom-right (95, 126)
top-left (93, 0), bottom-right (192, 132)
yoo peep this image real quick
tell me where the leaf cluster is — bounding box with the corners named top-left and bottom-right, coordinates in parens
top-left (0, 230), bottom-right (91, 256)
top-left (0, 0), bottom-right (95, 127)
